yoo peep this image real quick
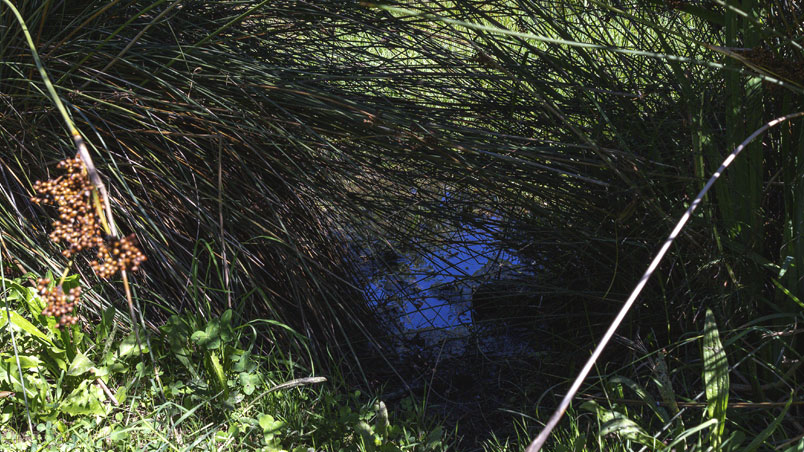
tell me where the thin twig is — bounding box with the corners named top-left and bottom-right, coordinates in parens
top-left (246, 376), bottom-right (328, 409)
top-left (95, 377), bottom-right (120, 406)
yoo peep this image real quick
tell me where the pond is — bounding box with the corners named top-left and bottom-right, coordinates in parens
top-left (361, 219), bottom-right (544, 360)
top-left (354, 213), bottom-right (554, 446)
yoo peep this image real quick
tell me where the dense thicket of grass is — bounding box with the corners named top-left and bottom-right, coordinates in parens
top-left (2, 1), bottom-right (803, 450)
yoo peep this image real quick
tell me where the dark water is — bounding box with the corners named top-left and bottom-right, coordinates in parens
top-left (357, 219), bottom-right (551, 448)
top-left (362, 221), bottom-right (543, 358)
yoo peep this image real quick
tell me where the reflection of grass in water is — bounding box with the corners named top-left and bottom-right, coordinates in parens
top-left (365, 221), bottom-right (530, 332)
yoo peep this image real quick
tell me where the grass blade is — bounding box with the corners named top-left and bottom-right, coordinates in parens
top-left (702, 308), bottom-right (729, 448)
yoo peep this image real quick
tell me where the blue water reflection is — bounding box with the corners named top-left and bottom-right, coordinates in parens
top-left (364, 223), bottom-right (533, 333)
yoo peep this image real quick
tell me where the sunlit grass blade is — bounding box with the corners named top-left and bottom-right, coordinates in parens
top-left (581, 400), bottom-right (661, 449)
top-left (702, 308), bottom-right (729, 448)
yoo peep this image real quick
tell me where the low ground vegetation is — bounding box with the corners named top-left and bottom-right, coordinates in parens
top-left (1, 273), bottom-right (448, 451)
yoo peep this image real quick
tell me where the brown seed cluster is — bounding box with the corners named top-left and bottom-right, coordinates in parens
top-left (37, 278), bottom-right (80, 327)
top-left (91, 234), bottom-right (146, 279)
top-left (30, 155), bottom-right (147, 326)
top-left (32, 157), bottom-right (103, 258)
top-left (31, 155), bottom-right (146, 279)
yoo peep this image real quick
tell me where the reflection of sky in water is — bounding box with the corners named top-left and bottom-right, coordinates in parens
top-left (365, 224), bottom-right (530, 332)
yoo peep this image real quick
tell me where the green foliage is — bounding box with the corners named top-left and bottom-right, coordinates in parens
top-left (1, 275), bottom-right (145, 425)
top-left (702, 308), bottom-right (729, 447)
top-left (1, 274), bottom-right (449, 451)
top-left (160, 310), bottom-right (241, 400)
top-left (582, 310), bottom-right (794, 451)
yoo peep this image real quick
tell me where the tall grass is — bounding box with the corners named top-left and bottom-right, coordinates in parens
top-left (1, 0), bottom-right (803, 449)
